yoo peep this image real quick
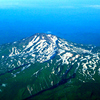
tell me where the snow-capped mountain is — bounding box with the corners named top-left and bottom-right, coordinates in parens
top-left (0, 33), bottom-right (100, 100)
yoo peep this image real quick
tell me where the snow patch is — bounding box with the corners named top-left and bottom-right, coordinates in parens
top-left (2, 84), bottom-right (6, 87)
top-left (2, 56), bottom-right (4, 58)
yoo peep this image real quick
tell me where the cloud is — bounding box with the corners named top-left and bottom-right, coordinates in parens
top-left (0, 3), bottom-right (57, 9)
top-left (84, 5), bottom-right (100, 9)
top-left (46, 31), bottom-right (52, 34)
top-left (0, 3), bottom-right (75, 9)
top-left (0, 2), bottom-right (20, 9)
top-left (0, 2), bottom-right (100, 10)
top-left (59, 5), bottom-right (100, 9)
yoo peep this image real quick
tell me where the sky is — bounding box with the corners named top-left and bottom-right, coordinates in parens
top-left (0, 0), bottom-right (100, 46)
top-left (0, 0), bottom-right (100, 9)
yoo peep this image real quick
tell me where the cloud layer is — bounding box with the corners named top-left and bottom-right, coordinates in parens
top-left (84, 5), bottom-right (100, 9)
top-left (0, 1), bottom-right (100, 9)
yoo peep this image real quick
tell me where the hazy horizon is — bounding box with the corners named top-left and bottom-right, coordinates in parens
top-left (0, 0), bottom-right (100, 46)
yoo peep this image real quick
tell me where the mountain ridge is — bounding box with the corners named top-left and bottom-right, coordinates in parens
top-left (0, 33), bottom-right (100, 100)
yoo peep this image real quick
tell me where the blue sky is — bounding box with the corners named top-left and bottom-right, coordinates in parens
top-left (0, 0), bottom-right (100, 46)
top-left (0, 0), bottom-right (100, 9)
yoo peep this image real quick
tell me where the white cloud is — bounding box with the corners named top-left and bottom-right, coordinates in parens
top-left (59, 5), bottom-right (100, 9)
top-left (84, 5), bottom-right (100, 9)
top-left (0, 3), bottom-right (75, 9)
top-left (0, 3), bottom-right (56, 9)
top-left (0, 1), bottom-right (100, 10)
top-left (0, 2), bottom-right (20, 9)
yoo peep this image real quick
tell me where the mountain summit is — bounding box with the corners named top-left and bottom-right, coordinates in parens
top-left (0, 33), bottom-right (100, 100)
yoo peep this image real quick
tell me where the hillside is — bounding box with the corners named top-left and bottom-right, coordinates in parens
top-left (0, 33), bottom-right (100, 100)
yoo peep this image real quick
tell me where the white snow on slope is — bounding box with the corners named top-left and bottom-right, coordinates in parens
top-left (2, 33), bottom-right (99, 83)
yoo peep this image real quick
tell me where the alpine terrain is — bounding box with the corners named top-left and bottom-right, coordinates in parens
top-left (0, 33), bottom-right (100, 100)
